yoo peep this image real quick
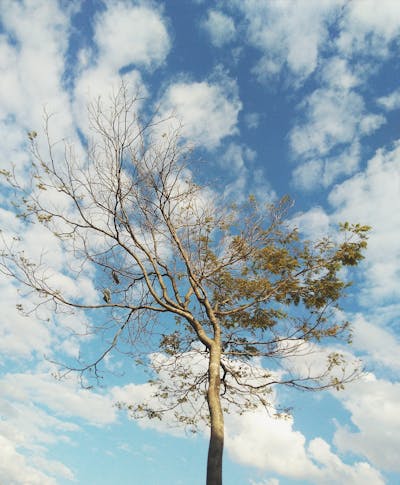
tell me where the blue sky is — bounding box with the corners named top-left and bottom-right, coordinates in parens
top-left (0, 1), bottom-right (400, 484)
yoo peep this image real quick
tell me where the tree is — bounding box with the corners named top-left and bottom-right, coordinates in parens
top-left (0, 85), bottom-right (369, 485)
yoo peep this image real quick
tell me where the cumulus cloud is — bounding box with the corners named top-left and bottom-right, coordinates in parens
top-left (225, 399), bottom-right (383, 484)
top-left (231, 0), bottom-right (397, 195)
top-left (226, 411), bottom-right (317, 479)
top-left (337, 0), bottom-right (400, 57)
top-left (292, 141), bottom-right (362, 191)
top-left (289, 139), bottom-right (400, 481)
top-left (0, 281), bottom-right (53, 359)
top-left (377, 88), bottom-right (400, 111)
top-left (159, 74), bottom-right (242, 149)
top-left (93, 0), bottom-right (170, 71)
top-left (288, 139), bottom-right (400, 479)
top-left (291, 206), bottom-right (331, 239)
top-left (0, 201), bottom-right (99, 305)
top-left (112, 347), bottom-right (382, 484)
top-left (292, 139), bottom-right (400, 305)
top-left (328, 140), bottom-right (400, 303)
top-left (351, 314), bottom-right (400, 372)
top-left (290, 89), bottom-right (383, 160)
top-left (0, 0), bottom-right (74, 140)
top-left (233, 0), bottom-right (400, 85)
top-left (0, 0), bottom-right (86, 242)
top-left (334, 374), bottom-right (400, 472)
top-left (1, 372), bottom-right (117, 425)
top-left (73, 0), bottom-right (170, 135)
top-left (112, 349), bottom-right (211, 436)
top-left (290, 80), bottom-right (385, 190)
top-left (74, 63), bottom-right (144, 100)
top-left (220, 142), bottom-right (255, 173)
top-left (0, 370), bottom-right (118, 484)
top-left (319, 57), bottom-right (361, 91)
top-left (202, 9), bottom-right (236, 47)
top-left (308, 437), bottom-right (384, 484)
top-left (0, 434), bottom-right (62, 485)
top-left (233, 0), bottom-right (344, 83)
top-left (291, 159), bottom-right (324, 192)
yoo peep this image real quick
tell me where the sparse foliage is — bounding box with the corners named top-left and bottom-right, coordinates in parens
top-left (0, 85), bottom-right (369, 485)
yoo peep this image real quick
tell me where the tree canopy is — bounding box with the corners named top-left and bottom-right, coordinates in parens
top-left (0, 86), bottom-right (369, 485)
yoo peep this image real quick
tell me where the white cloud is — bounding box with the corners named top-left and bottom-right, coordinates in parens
top-left (337, 0), bottom-right (400, 57)
top-left (0, 119), bottom-right (31, 191)
top-left (287, 147), bottom-right (400, 473)
top-left (359, 114), bottom-right (386, 135)
top-left (118, 350), bottom-right (383, 484)
top-left (0, 0), bottom-right (74, 140)
top-left (202, 9), bottom-right (236, 47)
top-left (319, 57), bottom-right (361, 91)
top-left (235, 0), bottom-right (344, 83)
top-left (225, 400), bottom-right (383, 484)
top-left (291, 206), bottom-right (331, 239)
top-left (334, 374), bottom-right (400, 472)
top-left (73, 0), bottom-right (169, 135)
top-left (328, 140), bottom-right (400, 303)
top-left (377, 88), bottom-right (400, 111)
top-left (112, 348), bottom-right (214, 435)
top-left (1, 372), bottom-right (117, 426)
top-left (290, 84), bottom-right (385, 189)
top-left (280, 340), bottom-right (361, 391)
top-left (290, 89), bottom-right (383, 160)
top-left (351, 314), bottom-right (400, 371)
top-left (309, 437), bottom-right (384, 484)
top-left (0, 369), bottom-right (120, 484)
top-left (234, 0), bottom-right (400, 85)
top-left (365, 302), bottom-right (400, 331)
top-left (0, 435), bottom-right (61, 485)
top-left (292, 139), bottom-right (400, 305)
top-left (220, 143), bottom-right (255, 174)
top-left (226, 411), bottom-right (317, 479)
top-left (290, 88), bottom-right (354, 157)
top-left (291, 159), bottom-right (324, 192)
top-left (29, 455), bottom-right (74, 483)
top-left (0, 281), bottom-right (53, 359)
top-left (0, 202), bottom-right (99, 308)
top-left (292, 141), bottom-right (362, 191)
top-left (73, 65), bottom-right (144, 132)
top-left (159, 76), bottom-right (242, 149)
top-left (93, 0), bottom-right (170, 71)
top-left (112, 380), bottom-right (183, 434)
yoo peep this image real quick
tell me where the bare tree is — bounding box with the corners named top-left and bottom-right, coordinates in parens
top-left (0, 85), bottom-right (369, 485)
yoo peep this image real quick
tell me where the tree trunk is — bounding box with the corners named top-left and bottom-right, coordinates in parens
top-left (206, 344), bottom-right (224, 485)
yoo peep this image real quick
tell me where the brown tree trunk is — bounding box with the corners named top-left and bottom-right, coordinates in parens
top-left (206, 344), bottom-right (224, 485)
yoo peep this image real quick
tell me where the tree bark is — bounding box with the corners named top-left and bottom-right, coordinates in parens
top-left (206, 343), bottom-right (224, 485)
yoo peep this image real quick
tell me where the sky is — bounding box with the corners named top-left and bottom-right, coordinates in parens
top-left (0, 0), bottom-right (400, 484)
